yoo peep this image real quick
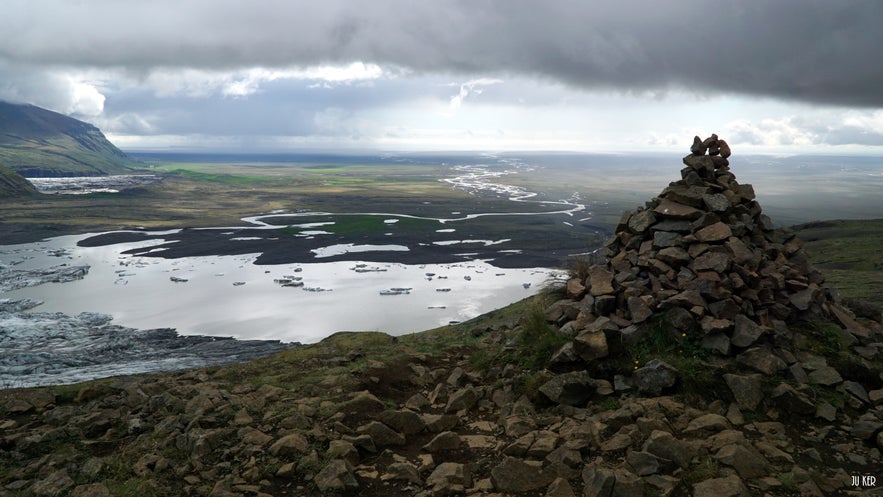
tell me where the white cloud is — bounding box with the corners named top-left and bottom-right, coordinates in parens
top-left (449, 78), bottom-right (503, 110)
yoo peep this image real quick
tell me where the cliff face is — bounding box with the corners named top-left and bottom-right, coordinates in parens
top-left (0, 163), bottom-right (38, 197)
top-left (0, 101), bottom-right (137, 177)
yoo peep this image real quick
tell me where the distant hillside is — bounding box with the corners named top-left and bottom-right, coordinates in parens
top-left (0, 163), bottom-right (38, 197)
top-left (0, 101), bottom-right (138, 177)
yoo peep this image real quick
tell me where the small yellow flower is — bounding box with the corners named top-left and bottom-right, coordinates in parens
top-left (681, 333), bottom-right (687, 338)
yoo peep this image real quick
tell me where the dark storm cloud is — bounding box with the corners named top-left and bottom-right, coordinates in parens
top-left (2, 0), bottom-right (882, 108)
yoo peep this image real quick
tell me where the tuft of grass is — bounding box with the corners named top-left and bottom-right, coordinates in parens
top-left (510, 303), bottom-right (570, 371)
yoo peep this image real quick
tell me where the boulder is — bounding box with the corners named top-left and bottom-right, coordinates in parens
top-left (490, 457), bottom-right (556, 492)
top-left (539, 370), bottom-right (598, 406)
top-left (315, 459), bottom-right (358, 492)
top-left (633, 359), bottom-right (678, 395)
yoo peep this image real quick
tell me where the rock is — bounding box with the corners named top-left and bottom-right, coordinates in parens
top-left (730, 314), bottom-right (765, 348)
top-left (490, 457), bottom-right (556, 492)
top-left (628, 210), bottom-right (657, 233)
top-left (357, 421), bottom-right (406, 446)
top-left (382, 462), bottom-right (422, 484)
top-left (30, 469), bottom-right (75, 497)
top-left (422, 431), bottom-right (461, 452)
top-left (340, 390), bottom-right (385, 413)
top-left (546, 477), bottom-right (577, 497)
top-left (642, 430), bottom-right (693, 468)
top-left (719, 139), bottom-right (731, 158)
top-left (268, 433), bottom-right (309, 457)
top-left (539, 370), bottom-right (597, 406)
top-left (445, 386), bottom-right (478, 413)
top-left (587, 265), bottom-right (615, 296)
top-left (701, 332), bottom-right (731, 355)
top-left (566, 278), bottom-right (587, 299)
top-left (807, 366), bottom-right (843, 386)
top-left (714, 443), bottom-right (769, 478)
top-left (633, 359), bottom-right (678, 395)
top-left (695, 222), bottom-right (732, 242)
top-left (690, 135), bottom-right (706, 155)
top-left (377, 409), bottom-right (425, 435)
top-left (626, 296), bottom-right (653, 323)
top-left (426, 462), bottom-right (472, 488)
top-left (702, 193), bottom-right (730, 212)
top-left (582, 465), bottom-right (615, 497)
top-left (737, 347), bottom-right (786, 375)
top-left (771, 383), bottom-right (816, 415)
top-left (693, 475), bottom-right (748, 497)
top-left (654, 199), bottom-right (702, 219)
top-left (574, 330), bottom-right (609, 361)
top-left (685, 413), bottom-right (730, 434)
top-left (789, 287), bottom-right (818, 311)
top-left (612, 468), bottom-right (643, 497)
top-left (724, 374), bottom-right (764, 410)
top-left (422, 413), bottom-right (459, 432)
top-left (327, 440), bottom-right (360, 466)
top-left (626, 450), bottom-right (660, 476)
top-left (690, 251), bottom-right (731, 273)
top-left (70, 484), bottom-right (112, 497)
top-left (314, 459), bottom-right (358, 492)
top-left (841, 381), bottom-right (871, 404)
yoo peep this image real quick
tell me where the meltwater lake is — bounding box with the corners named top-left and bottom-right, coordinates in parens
top-left (1, 232), bottom-right (563, 344)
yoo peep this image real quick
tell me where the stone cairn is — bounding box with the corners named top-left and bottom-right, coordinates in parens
top-left (544, 134), bottom-right (872, 393)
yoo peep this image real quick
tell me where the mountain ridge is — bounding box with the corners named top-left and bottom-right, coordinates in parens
top-left (0, 101), bottom-right (138, 177)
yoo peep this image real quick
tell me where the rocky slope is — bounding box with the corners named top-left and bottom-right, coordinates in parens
top-left (0, 101), bottom-right (137, 177)
top-left (0, 163), bottom-right (37, 197)
top-left (1, 137), bottom-right (881, 497)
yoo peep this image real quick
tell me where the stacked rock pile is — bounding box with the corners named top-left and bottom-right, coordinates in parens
top-left (545, 134), bottom-right (873, 387)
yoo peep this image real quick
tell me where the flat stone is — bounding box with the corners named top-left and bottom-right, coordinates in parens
top-left (691, 251), bottom-right (731, 273)
top-left (664, 185), bottom-right (709, 208)
top-left (654, 199), bottom-right (702, 220)
top-left (652, 230), bottom-right (683, 248)
top-left (657, 246), bottom-right (690, 266)
top-left (700, 316), bottom-right (733, 334)
top-left (587, 265), bottom-right (615, 296)
top-left (808, 367), bottom-right (843, 386)
top-left (695, 222), bottom-right (732, 243)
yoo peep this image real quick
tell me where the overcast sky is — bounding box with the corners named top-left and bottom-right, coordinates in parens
top-left (2, 0), bottom-right (882, 153)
